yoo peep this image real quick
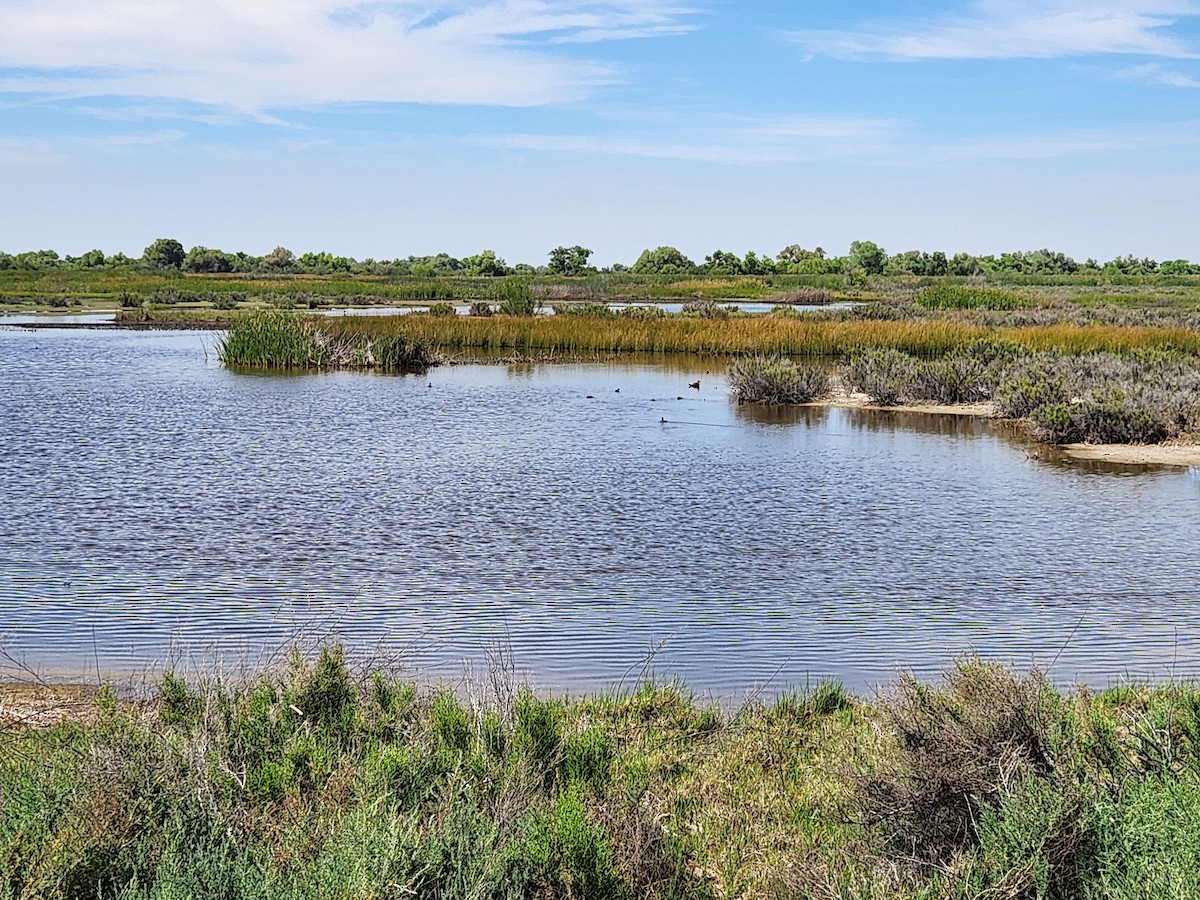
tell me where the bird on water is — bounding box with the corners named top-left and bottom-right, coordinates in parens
top-left (688, 380), bottom-right (700, 389)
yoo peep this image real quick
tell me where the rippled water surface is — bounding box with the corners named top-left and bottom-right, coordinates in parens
top-left (2, 326), bottom-right (1198, 695)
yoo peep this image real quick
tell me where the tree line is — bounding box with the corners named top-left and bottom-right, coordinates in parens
top-left (1, 238), bottom-right (1196, 278)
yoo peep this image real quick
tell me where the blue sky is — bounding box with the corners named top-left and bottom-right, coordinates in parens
top-left (1, 0), bottom-right (1198, 265)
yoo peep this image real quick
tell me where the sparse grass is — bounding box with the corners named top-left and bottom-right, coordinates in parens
top-left (7, 652), bottom-right (1200, 898)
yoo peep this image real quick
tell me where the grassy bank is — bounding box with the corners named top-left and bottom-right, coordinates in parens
top-left (5, 649), bottom-right (1200, 898)
top-left (208, 310), bottom-right (1200, 366)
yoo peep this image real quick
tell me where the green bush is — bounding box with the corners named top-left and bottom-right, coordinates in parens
top-left (729, 354), bottom-right (831, 404)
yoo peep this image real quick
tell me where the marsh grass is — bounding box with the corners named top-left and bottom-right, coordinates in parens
top-left (320, 313), bottom-right (990, 357)
top-left (8, 652), bottom-right (1200, 898)
top-left (916, 284), bottom-right (1037, 310)
top-left (217, 311), bottom-right (433, 370)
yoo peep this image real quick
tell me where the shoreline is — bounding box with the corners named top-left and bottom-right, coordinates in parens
top-left (818, 387), bottom-right (1200, 466)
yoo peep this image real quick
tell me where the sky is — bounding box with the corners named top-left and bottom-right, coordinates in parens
top-left (1, 0), bottom-right (1198, 266)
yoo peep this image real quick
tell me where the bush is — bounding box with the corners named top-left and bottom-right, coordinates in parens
top-left (427, 302), bottom-right (456, 317)
top-left (496, 278), bottom-right (539, 316)
top-left (681, 297), bottom-right (729, 319)
top-left (618, 304), bottom-right (666, 320)
top-left (861, 660), bottom-right (1064, 868)
top-left (468, 300), bottom-right (493, 317)
top-left (729, 355), bottom-right (831, 404)
top-left (843, 348), bottom-right (918, 406)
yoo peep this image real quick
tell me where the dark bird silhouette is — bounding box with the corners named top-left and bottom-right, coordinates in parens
top-left (660, 417), bottom-right (667, 423)
top-left (614, 388), bottom-right (620, 393)
top-left (688, 380), bottom-right (700, 390)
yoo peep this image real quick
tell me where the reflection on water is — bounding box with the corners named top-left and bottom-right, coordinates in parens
top-left (1, 326), bottom-right (1198, 695)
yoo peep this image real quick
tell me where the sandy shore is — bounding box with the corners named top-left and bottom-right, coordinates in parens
top-left (819, 385), bottom-right (1200, 467)
top-left (1057, 443), bottom-right (1200, 467)
top-left (0, 683), bottom-right (103, 727)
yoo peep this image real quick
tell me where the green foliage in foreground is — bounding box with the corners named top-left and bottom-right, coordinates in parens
top-left (6, 653), bottom-right (1200, 898)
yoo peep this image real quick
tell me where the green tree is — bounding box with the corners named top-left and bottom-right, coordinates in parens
top-left (630, 246), bottom-right (696, 274)
top-left (298, 251), bottom-right (353, 274)
top-left (547, 246), bottom-right (593, 276)
top-left (702, 249), bottom-right (745, 276)
top-left (848, 240), bottom-right (887, 276)
top-left (77, 249), bottom-right (106, 268)
top-left (142, 238), bottom-right (184, 269)
top-left (184, 246), bottom-right (234, 274)
top-left (261, 246), bottom-right (296, 272)
top-left (949, 253), bottom-right (982, 277)
top-left (464, 250), bottom-right (509, 277)
top-left (776, 244), bottom-right (826, 264)
top-left (742, 251), bottom-right (776, 276)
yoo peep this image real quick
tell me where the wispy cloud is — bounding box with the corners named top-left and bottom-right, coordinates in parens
top-left (0, 1), bottom-right (699, 110)
top-left (930, 121), bottom-right (1200, 161)
top-left (788, 1), bottom-right (1200, 61)
top-left (474, 114), bottom-right (897, 164)
top-left (0, 137), bottom-right (67, 165)
top-left (1118, 61), bottom-right (1200, 85)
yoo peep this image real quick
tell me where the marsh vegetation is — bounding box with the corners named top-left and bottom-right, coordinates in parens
top-left (5, 650), bottom-right (1200, 899)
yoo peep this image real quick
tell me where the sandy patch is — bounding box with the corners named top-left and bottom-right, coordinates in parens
top-left (819, 384), bottom-right (997, 417)
top-left (1059, 443), bottom-right (1200, 467)
top-left (0, 683), bottom-right (101, 728)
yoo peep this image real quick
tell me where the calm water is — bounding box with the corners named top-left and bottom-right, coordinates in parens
top-left (2, 325), bottom-right (1198, 696)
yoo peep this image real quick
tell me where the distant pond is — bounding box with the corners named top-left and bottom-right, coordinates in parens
top-left (2, 325), bottom-right (1198, 696)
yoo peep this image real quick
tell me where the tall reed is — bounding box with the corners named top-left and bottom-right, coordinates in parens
top-left (218, 311), bottom-right (433, 370)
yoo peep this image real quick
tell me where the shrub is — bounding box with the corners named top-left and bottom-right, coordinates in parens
top-left (496, 278), bottom-right (540, 316)
top-left (618, 304), bottom-right (666, 320)
top-left (861, 660), bottom-right (1064, 868)
top-left (729, 355), bottom-right (831, 404)
top-left (427, 301), bottom-right (456, 317)
top-left (468, 300), bottom-right (493, 317)
top-left (681, 297), bottom-right (729, 319)
top-left (843, 348), bottom-right (918, 406)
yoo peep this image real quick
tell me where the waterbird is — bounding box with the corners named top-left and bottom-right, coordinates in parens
top-left (688, 380), bottom-right (700, 389)
top-left (660, 417), bottom-right (667, 423)
top-left (614, 388), bottom-right (619, 393)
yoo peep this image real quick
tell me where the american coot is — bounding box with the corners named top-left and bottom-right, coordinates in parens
top-left (688, 380), bottom-right (700, 390)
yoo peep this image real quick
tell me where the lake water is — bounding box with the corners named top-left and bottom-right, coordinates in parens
top-left (2, 325), bottom-right (1199, 697)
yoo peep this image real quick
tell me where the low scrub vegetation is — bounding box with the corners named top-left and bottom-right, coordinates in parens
top-left (729, 355), bottom-right (831, 404)
top-left (6, 652), bottom-right (1200, 898)
top-left (843, 343), bottom-right (1200, 444)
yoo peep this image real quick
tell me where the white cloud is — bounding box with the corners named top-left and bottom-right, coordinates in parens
top-left (789, 1), bottom-right (1200, 61)
top-left (0, 1), bottom-right (698, 110)
top-left (474, 114), bottom-right (896, 164)
top-left (0, 138), bottom-right (66, 165)
top-left (1118, 62), bottom-right (1200, 85)
top-left (929, 121), bottom-right (1200, 160)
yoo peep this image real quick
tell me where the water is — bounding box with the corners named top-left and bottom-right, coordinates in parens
top-left (2, 326), bottom-right (1198, 696)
